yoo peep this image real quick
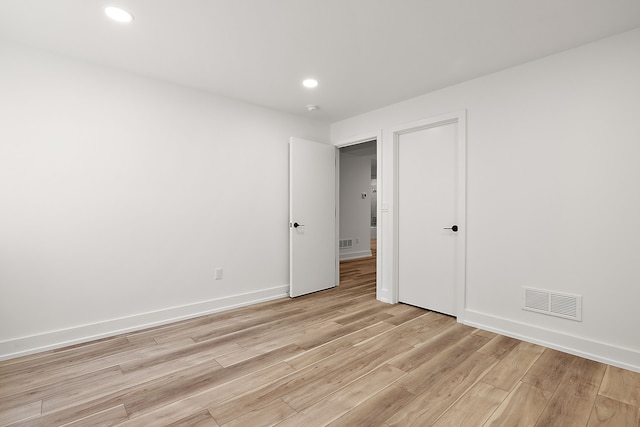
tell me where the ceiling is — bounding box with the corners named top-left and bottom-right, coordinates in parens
top-left (1, 1), bottom-right (640, 123)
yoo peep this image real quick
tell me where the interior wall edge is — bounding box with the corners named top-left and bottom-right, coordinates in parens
top-left (0, 285), bottom-right (289, 361)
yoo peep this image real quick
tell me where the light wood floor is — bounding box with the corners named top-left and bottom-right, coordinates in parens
top-left (1, 247), bottom-right (639, 426)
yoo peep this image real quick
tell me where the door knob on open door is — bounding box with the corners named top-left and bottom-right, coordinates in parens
top-left (443, 225), bottom-right (458, 232)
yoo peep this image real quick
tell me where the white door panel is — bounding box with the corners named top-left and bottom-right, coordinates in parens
top-left (398, 123), bottom-right (459, 315)
top-left (289, 137), bottom-right (336, 297)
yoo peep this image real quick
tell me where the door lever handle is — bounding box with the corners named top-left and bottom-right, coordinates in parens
top-left (292, 222), bottom-right (304, 228)
top-left (443, 225), bottom-right (459, 232)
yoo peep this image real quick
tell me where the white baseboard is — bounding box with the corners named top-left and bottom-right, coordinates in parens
top-left (0, 285), bottom-right (289, 361)
top-left (339, 250), bottom-right (372, 260)
top-left (463, 309), bottom-right (640, 373)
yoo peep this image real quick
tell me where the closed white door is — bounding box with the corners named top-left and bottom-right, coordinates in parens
top-left (289, 137), bottom-right (336, 297)
top-left (397, 121), bottom-right (461, 315)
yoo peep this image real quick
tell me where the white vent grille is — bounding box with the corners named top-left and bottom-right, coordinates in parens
top-left (339, 239), bottom-right (353, 249)
top-left (523, 287), bottom-right (582, 321)
top-left (551, 294), bottom-right (577, 318)
top-left (525, 289), bottom-right (548, 311)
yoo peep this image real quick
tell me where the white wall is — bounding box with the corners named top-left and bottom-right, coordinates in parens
top-left (0, 42), bottom-right (329, 359)
top-left (332, 28), bottom-right (640, 372)
top-left (339, 153), bottom-right (371, 260)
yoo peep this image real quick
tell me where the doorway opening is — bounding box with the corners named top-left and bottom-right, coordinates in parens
top-left (338, 139), bottom-right (377, 295)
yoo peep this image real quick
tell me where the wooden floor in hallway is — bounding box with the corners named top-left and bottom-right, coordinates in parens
top-left (1, 249), bottom-right (639, 426)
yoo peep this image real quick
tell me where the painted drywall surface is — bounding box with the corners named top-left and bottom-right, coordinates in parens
top-left (339, 153), bottom-right (372, 259)
top-left (331, 29), bottom-right (640, 368)
top-left (0, 42), bottom-right (328, 355)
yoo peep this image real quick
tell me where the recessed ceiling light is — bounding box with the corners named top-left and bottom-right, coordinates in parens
top-left (105, 6), bottom-right (134, 23)
top-left (303, 79), bottom-right (318, 88)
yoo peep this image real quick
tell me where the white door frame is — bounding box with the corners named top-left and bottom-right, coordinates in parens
top-left (334, 130), bottom-right (383, 299)
top-left (392, 110), bottom-right (467, 319)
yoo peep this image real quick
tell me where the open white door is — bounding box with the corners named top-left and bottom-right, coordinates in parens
top-left (289, 137), bottom-right (337, 297)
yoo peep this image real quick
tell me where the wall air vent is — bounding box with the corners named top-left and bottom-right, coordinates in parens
top-left (339, 239), bottom-right (353, 249)
top-left (523, 287), bottom-right (582, 321)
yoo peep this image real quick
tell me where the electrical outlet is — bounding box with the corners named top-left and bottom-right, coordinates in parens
top-left (215, 268), bottom-right (223, 280)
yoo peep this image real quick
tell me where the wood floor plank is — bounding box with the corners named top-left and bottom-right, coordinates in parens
top-left (190, 362), bottom-right (296, 409)
top-left (293, 319), bottom-right (386, 351)
top-left (41, 366), bottom-right (127, 414)
top-left (521, 348), bottom-right (576, 392)
top-left (189, 309), bottom-right (307, 344)
top-left (381, 305), bottom-right (428, 326)
top-left (599, 365), bottom-right (640, 408)
top-left (214, 347), bottom-right (267, 368)
top-left (0, 337), bottom-right (135, 379)
top-left (165, 409), bottom-right (219, 427)
top-left (0, 366), bottom-right (123, 414)
top-left (190, 297), bottom-right (369, 352)
top-left (206, 346), bottom-right (367, 425)
top-left (275, 364), bottom-right (406, 427)
top-left (333, 305), bottom-right (394, 326)
top-left (0, 350), bottom-right (54, 369)
top-left (381, 301), bottom-right (423, 315)
top-left (484, 381), bottom-right (553, 426)
top-left (221, 398), bottom-right (295, 427)
top-left (395, 334), bottom-right (493, 395)
top-left (150, 308), bottom-right (285, 345)
top-left (0, 400), bottom-right (41, 425)
top-left (388, 322), bottom-right (474, 372)
top-left (59, 404), bottom-right (128, 427)
top-left (126, 344), bottom-right (303, 417)
top-left (432, 381), bottom-right (508, 426)
top-left (389, 311), bottom-right (456, 347)
top-left (537, 394), bottom-right (599, 427)
top-left (280, 340), bottom-right (412, 411)
top-left (565, 357), bottom-right (607, 398)
top-left (477, 334), bottom-right (521, 358)
top-left (16, 345), bottom-right (301, 426)
top-left (386, 351), bottom-right (499, 426)
top-left (233, 318), bottom-right (344, 350)
top-left (472, 328), bottom-right (498, 339)
top-left (118, 340), bottom-right (240, 373)
top-left (352, 324), bottom-right (416, 356)
top-left (535, 356), bottom-right (607, 427)
top-left (14, 360), bottom-right (225, 426)
top-left (284, 321), bottom-right (394, 371)
top-left (117, 345), bottom-right (227, 388)
top-left (482, 341), bottom-right (546, 392)
top-left (327, 385), bottom-right (416, 427)
top-left (116, 400), bottom-right (211, 427)
top-left (587, 395), bottom-right (640, 427)
top-left (0, 337), bottom-right (195, 400)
